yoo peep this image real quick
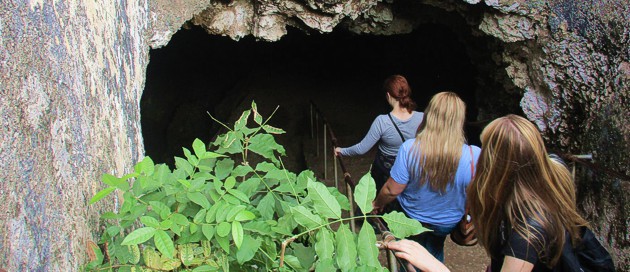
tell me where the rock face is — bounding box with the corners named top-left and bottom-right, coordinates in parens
top-left (0, 0), bottom-right (628, 270)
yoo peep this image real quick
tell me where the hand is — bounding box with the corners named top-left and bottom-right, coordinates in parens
top-left (334, 147), bottom-right (342, 157)
top-left (385, 240), bottom-right (450, 272)
top-left (371, 201), bottom-right (383, 214)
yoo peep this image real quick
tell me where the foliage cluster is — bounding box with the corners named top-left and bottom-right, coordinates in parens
top-left (87, 102), bottom-right (427, 271)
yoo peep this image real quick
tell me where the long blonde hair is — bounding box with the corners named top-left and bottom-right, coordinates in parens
top-left (468, 114), bottom-right (588, 266)
top-left (410, 92), bottom-right (466, 192)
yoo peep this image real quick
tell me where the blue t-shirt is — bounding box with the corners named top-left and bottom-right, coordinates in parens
top-left (340, 111), bottom-right (424, 157)
top-left (389, 139), bottom-right (481, 227)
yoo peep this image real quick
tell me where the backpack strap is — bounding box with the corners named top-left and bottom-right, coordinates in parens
top-left (470, 145), bottom-right (475, 178)
top-left (388, 113), bottom-right (406, 143)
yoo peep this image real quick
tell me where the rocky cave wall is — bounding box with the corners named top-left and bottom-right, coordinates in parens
top-left (0, 0), bottom-right (628, 270)
top-left (0, 0), bottom-right (150, 270)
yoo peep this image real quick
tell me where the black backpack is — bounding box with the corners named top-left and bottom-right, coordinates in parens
top-left (557, 226), bottom-right (615, 272)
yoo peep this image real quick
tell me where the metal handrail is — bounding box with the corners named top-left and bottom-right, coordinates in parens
top-left (309, 100), bottom-right (403, 272)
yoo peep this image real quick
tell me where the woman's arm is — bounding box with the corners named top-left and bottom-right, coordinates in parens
top-left (500, 256), bottom-right (534, 272)
top-left (338, 117), bottom-right (382, 156)
top-left (372, 177), bottom-right (406, 213)
top-left (385, 239), bottom-right (450, 272)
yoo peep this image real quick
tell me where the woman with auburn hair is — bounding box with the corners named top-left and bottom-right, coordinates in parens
top-left (385, 114), bottom-right (597, 272)
top-left (335, 75), bottom-right (423, 196)
top-left (373, 91), bottom-right (481, 262)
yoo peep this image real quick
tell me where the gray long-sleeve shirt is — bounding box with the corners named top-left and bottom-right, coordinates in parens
top-left (340, 111), bottom-right (424, 157)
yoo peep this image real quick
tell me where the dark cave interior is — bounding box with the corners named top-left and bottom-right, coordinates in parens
top-left (141, 23), bottom-right (486, 166)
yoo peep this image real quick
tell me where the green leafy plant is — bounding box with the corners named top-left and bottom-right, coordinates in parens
top-left (87, 101), bottom-right (428, 271)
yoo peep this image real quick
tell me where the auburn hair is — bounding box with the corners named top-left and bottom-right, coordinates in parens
top-left (468, 114), bottom-right (588, 267)
top-left (383, 75), bottom-right (416, 113)
top-left (410, 91), bottom-right (466, 192)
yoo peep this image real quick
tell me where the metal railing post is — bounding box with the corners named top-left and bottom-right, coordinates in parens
top-left (324, 124), bottom-right (327, 180)
top-left (334, 155), bottom-right (338, 190)
top-left (316, 114), bottom-right (319, 157)
top-left (347, 182), bottom-right (355, 232)
top-left (310, 104), bottom-right (314, 139)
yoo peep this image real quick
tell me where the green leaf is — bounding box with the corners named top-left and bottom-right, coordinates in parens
top-left (234, 110), bottom-right (251, 131)
top-left (223, 194), bottom-right (241, 205)
top-left (193, 208), bottom-right (206, 224)
top-left (228, 189), bottom-right (250, 203)
top-left (179, 243), bottom-right (195, 267)
top-left (87, 241), bottom-right (104, 266)
top-left (178, 179), bottom-right (191, 188)
top-left (190, 223), bottom-right (198, 234)
top-left (101, 212), bottom-right (119, 220)
top-left (202, 225), bottom-right (215, 241)
top-left (335, 223), bottom-right (357, 271)
top-left (357, 221), bottom-right (380, 268)
top-left (329, 187), bottom-right (351, 211)
top-left (237, 177), bottom-right (261, 197)
top-left (248, 134), bottom-right (286, 163)
top-left (256, 193), bottom-right (276, 220)
top-left (206, 202), bottom-right (221, 223)
top-left (243, 221), bottom-right (274, 236)
top-left (284, 255), bottom-right (303, 270)
top-left (214, 201), bottom-right (231, 223)
top-left (135, 156), bottom-right (155, 175)
top-left (106, 225), bottom-right (121, 237)
top-left (213, 180), bottom-right (224, 195)
top-left (262, 124), bottom-right (286, 134)
top-left (216, 222), bottom-right (231, 237)
top-left (149, 201), bottom-right (171, 220)
top-left (102, 173), bottom-right (129, 190)
top-left (234, 210), bottom-right (255, 222)
top-left (215, 234), bottom-right (230, 253)
top-left (236, 236), bottom-right (261, 264)
top-left (121, 227), bottom-right (156, 245)
top-left (291, 206), bottom-right (324, 229)
top-left (129, 244), bottom-right (140, 264)
top-left (175, 157), bottom-right (194, 176)
top-left (171, 213), bottom-right (189, 226)
top-left (214, 159), bottom-right (234, 180)
top-left (232, 165), bottom-right (254, 178)
top-left (252, 101), bottom-right (263, 125)
top-left (315, 258), bottom-right (335, 272)
top-left (224, 176), bottom-right (236, 190)
top-left (225, 205), bottom-right (247, 222)
top-left (154, 230), bottom-right (174, 259)
top-left (142, 247), bottom-right (162, 270)
top-left (140, 216), bottom-right (160, 228)
top-left (171, 224), bottom-right (182, 236)
top-left (160, 219), bottom-right (173, 229)
top-left (192, 138), bottom-right (207, 160)
top-left (307, 179), bottom-right (341, 219)
top-left (90, 186), bottom-right (116, 204)
top-left (189, 178), bottom-right (207, 191)
top-left (314, 229), bottom-right (334, 260)
top-left (382, 211), bottom-right (430, 238)
top-left (292, 243), bottom-right (316, 270)
top-left (232, 221), bottom-right (244, 248)
top-left (354, 172), bottom-right (377, 214)
top-left (193, 265), bottom-right (219, 272)
top-left (187, 192), bottom-right (210, 209)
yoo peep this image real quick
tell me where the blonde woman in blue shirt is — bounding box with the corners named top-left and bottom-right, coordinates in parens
top-left (373, 91), bottom-right (481, 263)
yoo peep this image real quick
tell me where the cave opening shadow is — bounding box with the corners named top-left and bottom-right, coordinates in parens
top-left (141, 23), bottom-right (482, 166)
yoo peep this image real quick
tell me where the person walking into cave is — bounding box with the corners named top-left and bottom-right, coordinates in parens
top-left (334, 75), bottom-right (423, 198)
top-left (372, 91), bottom-right (480, 263)
top-left (384, 115), bottom-right (613, 272)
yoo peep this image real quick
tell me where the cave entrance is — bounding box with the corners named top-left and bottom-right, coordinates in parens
top-left (141, 21), bottom-right (498, 168)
